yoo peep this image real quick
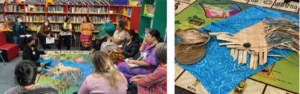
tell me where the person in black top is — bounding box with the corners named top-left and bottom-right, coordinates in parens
top-left (22, 37), bottom-right (47, 67)
top-left (108, 30), bottom-right (140, 63)
top-left (58, 17), bottom-right (75, 50)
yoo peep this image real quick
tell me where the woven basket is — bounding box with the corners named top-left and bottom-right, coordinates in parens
top-left (175, 28), bottom-right (210, 65)
top-left (175, 44), bottom-right (205, 65)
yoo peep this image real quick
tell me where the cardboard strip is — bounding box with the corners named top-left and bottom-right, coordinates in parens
top-left (209, 32), bottom-right (230, 35)
top-left (216, 37), bottom-right (237, 42)
top-left (249, 51), bottom-right (255, 69)
top-left (219, 42), bottom-right (240, 46)
top-left (254, 54), bottom-right (258, 70)
top-left (238, 50), bottom-right (243, 65)
top-left (243, 50), bottom-right (247, 64)
top-left (230, 48), bottom-right (235, 57)
top-left (263, 48), bottom-right (268, 64)
top-left (259, 49), bottom-right (264, 65)
top-left (233, 49), bottom-right (238, 61)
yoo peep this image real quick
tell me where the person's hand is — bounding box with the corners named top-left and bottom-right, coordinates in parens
top-left (107, 37), bottom-right (113, 41)
top-left (118, 49), bottom-right (122, 53)
top-left (102, 27), bottom-right (105, 30)
top-left (142, 38), bottom-right (148, 45)
top-left (20, 35), bottom-right (25, 37)
top-left (128, 59), bottom-right (134, 64)
top-left (136, 75), bottom-right (146, 78)
top-left (44, 51), bottom-right (47, 54)
top-left (47, 36), bottom-right (51, 39)
top-left (105, 34), bottom-right (109, 37)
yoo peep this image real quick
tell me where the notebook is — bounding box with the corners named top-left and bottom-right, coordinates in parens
top-left (133, 52), bottom-right (143, 61)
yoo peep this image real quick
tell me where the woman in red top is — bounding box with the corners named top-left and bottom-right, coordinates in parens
top-left (130, 43), bottom-right (167, 94)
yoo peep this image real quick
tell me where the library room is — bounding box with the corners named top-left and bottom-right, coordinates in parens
top-left (0, 0), bottom-right (167, 94)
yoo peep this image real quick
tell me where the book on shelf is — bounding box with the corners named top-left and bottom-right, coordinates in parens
top-left (127, 8), bottom-right (132, 16)
top-left (0, 14), bottom-right (4, 21)
top-left (0, 5), bottom-right (3, 12)
top-left (144, 28), bottom-right (151, 37)
top-left (27, 5), bottom-right (44, 12)
top-left (144, 4), bottom-right (155, 16)
top-left (127, 20), bottom-right (130, 29)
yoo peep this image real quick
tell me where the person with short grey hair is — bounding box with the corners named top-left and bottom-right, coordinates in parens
top-left (130, 43), bottom-right (167, 94)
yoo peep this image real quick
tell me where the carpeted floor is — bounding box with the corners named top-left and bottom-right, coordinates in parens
top-left (0, 45), bottom-right (132, 94)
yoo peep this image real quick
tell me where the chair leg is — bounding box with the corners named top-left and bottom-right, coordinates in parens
top-left (0, 54), bottom-right (6, 65)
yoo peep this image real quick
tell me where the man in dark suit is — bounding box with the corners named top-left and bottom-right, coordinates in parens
top-left (22, 37), bottom-right (47, 67)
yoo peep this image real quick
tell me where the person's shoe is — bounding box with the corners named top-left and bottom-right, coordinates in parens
top-left (67, 47), bottom-right (70, 50)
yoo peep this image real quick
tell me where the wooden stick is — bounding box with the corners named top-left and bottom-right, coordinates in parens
top-left (243, 50), bottom-right (247, 64)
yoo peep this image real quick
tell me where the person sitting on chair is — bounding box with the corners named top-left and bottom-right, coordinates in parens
top-left (108, 30), bottom-right (139, 63)
top-left (5, 60), bottom-right (58, 94)
top-left (12, 15), bottom-right (27, 44)
top-left (58, 17), bottom-right (75, 50)
top-left (37, 20), bottom-right (53, 50)
top-left (22, 37), bottom-right (48, 68)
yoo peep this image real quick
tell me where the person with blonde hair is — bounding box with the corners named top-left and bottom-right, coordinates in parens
top-left (76, 51), bottom-right (127, 94)
top-left (130, 43), bottom-right (167, 94)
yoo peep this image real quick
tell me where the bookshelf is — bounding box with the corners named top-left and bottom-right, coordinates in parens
top-left (0, 3), bottom-right (141, 42)
top-left (138, 0), bottom-right (166, 42)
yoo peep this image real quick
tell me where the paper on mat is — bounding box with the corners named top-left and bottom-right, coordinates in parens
top-left (46, 37), bottom-right (55, 44)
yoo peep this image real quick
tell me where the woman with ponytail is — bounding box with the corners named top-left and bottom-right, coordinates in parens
top-left (108, 30), bottom-right (140, 63)
top-left (77, 51), bottom-right (127, 94)
top-left (117, 29), bottom-right (164, 82)
top-left (5, 60), bottom-right (58, 94)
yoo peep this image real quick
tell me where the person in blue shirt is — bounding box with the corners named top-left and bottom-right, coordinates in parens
top-left (91, 16), bottom-right (116, 53)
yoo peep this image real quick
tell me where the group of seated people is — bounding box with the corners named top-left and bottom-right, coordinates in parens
top-left (6, 15), bottom-right (167, 94)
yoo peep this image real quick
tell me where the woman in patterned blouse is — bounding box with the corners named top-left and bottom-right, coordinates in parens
top-left (117, 30), bottom-right (164, 82)
top-left (130, 43), bottom-right (167, 94)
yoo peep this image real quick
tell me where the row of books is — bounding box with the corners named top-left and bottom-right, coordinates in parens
top-left (4, 5), bottom-right (22, 12)
top-left (26, 15), bottom-right (45, 22)
top-left (26, 0), bottom-right (112, 5)
top-left (144, 4), bottom-right (155, 16)
top-left (69, 16), bottom-right (84, 23)
top-left (0, 5), bottom-right (3, 12)
top-left (122, 8), bottom-right (132, 17)
top-left (68, 6), bottom-right (88, 13)
top-left (27, 5), bottom-right (44, 12)
top-left (89, 6), bottom-right (108, 13)
top-left (90, 16), bottom-right (107, 23)
top-left (27, 23), bottom-right (42, 31)
top-left (50, 24), bottom-right (61, 31)
top-left (0, 14), bottom-right (4, 21)
top-left (47, 5), bottom-right (64, 13)
top-left (5, 14), bottom-right (25, 21)
top-left (48, 15), bottom-right (65, 22)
